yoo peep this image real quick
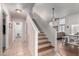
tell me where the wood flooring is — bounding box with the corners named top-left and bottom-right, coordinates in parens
top-left (3, 38), bottom-right (31, 56)
top-left (57, 40), bottom-right (79, 56)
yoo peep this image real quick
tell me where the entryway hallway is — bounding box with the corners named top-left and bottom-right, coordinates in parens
top-left (0, 3), bottom-right (35, 56)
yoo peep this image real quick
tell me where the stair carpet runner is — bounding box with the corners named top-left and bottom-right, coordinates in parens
top-left (38, 32), bottom-right (55, 56)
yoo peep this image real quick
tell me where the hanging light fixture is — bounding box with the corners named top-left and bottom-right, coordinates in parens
top-left (49, 8), bottom-right (55, 27)
top-left (52, 8), bottom-right (59, 22)
top-left (52, 8), bottom-right (55, 22)
top-left (49, 8), bottom-right (60, 31)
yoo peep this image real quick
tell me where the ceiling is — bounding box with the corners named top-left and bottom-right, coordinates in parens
top-left (33, 3), bottom-right (79, 22)
top-left (4, 3), bottom-right (34, 19)
top-left (3, 3), bottom-right (79, 21)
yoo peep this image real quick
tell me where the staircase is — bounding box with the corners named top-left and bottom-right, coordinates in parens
top-left (38, 32), bottom-right (56, 56)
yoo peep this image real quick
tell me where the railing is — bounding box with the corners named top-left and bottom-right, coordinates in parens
top-left (32, 18), bottom-right (41, 32)
top-left (29, 18), bottom-right (40, 33)
top-left (26, 13), bottom-right (39, 56)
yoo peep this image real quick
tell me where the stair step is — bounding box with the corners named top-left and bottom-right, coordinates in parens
top-left (39, 33), bottom-right (44, 35)
top-left (39, 34), bottom-right (46, 36)
top-left (39, 32), bottom-right (44, 33)
top-left (39, 33), bottom-right (46, 36)
top-left (38, 39), bottom-right (48, 43)
top-left (38, 36), bottom-right (47, 39)
top-left (39, 41), bottom-right (51, 45)
top-left (39, 37), bottom-right (48, 39)
top-left (38, 46), bottom-right (55, 56)
top-left (38, 48), bottom-right (56, 56)
top-left (38, 42), bottom-right (51, 49)
top-left (38, 46), bottom-right (54, 53)
top-left (38, 32), bottom-right (55, 56)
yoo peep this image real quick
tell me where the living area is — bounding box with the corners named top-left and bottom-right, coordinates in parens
top-left (56, 8), bottom-right (79, 56)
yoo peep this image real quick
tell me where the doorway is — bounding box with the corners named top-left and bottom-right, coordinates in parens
top-left (13, 21), bottom-right (23, 41)
top-left (2, 10), bottom-right (6, 53)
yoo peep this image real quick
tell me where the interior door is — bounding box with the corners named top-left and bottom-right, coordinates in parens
top-left (2, 10), bottom-right (6, 52)
top-left (13, 21), bottom-right (23, 41)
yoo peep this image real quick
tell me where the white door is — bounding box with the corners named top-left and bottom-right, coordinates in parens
top-left (13, 21), bottom-right (23, 41)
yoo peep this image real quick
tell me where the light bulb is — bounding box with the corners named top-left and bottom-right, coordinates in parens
top-left (16, 9), bottom-right (22, 13)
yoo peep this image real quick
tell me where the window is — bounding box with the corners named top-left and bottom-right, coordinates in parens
top-left (58, 18), bottom-right (65, 32)
top-left (59, 18), bottom-right (65, 24)
top-left (72, 24), bottom-right (79, 34)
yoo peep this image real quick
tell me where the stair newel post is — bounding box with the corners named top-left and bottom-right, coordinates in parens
top-left (54, 30), bottom-right (58, 53)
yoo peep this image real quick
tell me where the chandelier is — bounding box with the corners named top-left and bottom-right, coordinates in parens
top-left (52, 8), bottom-right (59, 22)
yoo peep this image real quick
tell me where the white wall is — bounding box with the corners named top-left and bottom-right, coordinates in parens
top-left (26, 12), bottom-right (39, 56)
top-left (65, 13), bottom-right (79, 34)
top-left (0, 4), bottom-right (3, 55)
top-left (33, 13), bottom-right (57, 48)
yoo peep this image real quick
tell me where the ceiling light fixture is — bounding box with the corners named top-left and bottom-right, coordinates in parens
top-left (52, 8), bottom-right (59, 22)
top-left (16, 9), bottom-right (22, 13)
top-left (49, 8), bottom-right (60, 31)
